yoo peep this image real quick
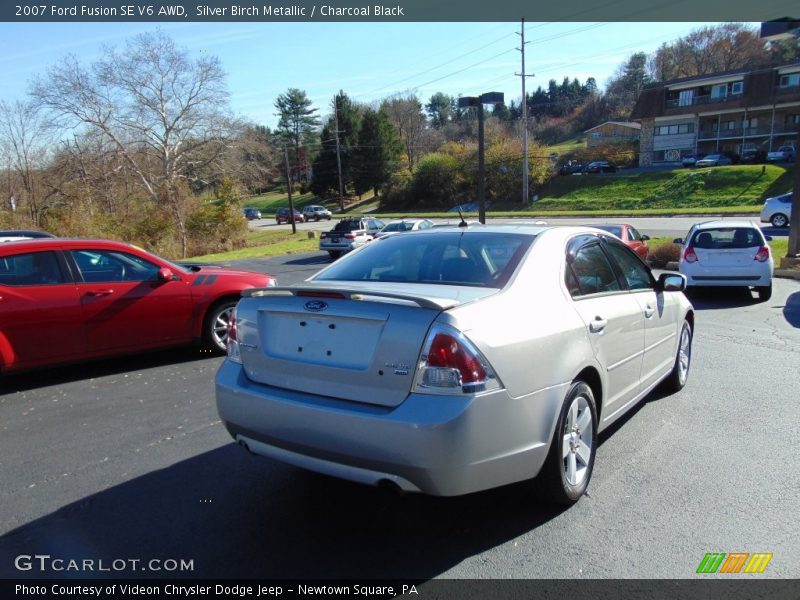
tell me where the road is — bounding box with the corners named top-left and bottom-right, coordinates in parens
top-left (1, 250), bottom-right (799, 580)
top-left (252, 214), bottom-right (786, 242)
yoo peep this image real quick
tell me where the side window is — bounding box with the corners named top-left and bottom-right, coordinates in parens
top-left (72, 250), bottom-right (159, 283)
top-left (0, 251), bottom-right (64, 286)
top-left (568, 243), bottom-right (621, 296)
top-left (628, 227), bottom-right (642, 242)
top-left (604, 240), bottom-right (653, 291)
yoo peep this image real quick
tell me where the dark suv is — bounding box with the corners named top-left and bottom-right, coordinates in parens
top-left (275, 207), bottom-right (305, 224)
top-left (319, 217), bottom-right (385, 258)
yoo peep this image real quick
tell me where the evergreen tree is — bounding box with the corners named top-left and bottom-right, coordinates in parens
top-left (426, 92), bottom-right (453, 129)
top-left (273, 88), bottom-right (319, 181)
top-left (353, 108), bottom-right (402, 197)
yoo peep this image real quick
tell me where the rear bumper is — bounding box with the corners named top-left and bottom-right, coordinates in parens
top-left (681, 265), bottom-right (772, 287)
top-left (215, 360), bottom-right (566, 496)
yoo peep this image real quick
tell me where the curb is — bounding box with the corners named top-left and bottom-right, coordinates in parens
top-left (662, 262), bottom-right (800, 280)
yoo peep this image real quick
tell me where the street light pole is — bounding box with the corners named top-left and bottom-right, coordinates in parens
top-left (459, 92), bottom-right (504, 225)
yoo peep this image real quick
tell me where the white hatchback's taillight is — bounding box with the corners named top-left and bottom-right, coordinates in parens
top-left (684, 246), bottom-right (698, 263)
top-left (227, 307), bottom-right (242, 364)
top-left (414, 324), bottom-right (501, 395)
top-left (754, 246), bottom-right (770, 263)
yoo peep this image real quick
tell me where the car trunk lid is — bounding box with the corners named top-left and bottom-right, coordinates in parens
top-left (234, 284), bottom-right (496, 407)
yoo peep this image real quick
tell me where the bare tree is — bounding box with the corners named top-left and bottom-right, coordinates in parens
top-left (0, 99), bottom-right (59, 225)
top-left (31, 30), bottom-right (236, 257)
top-left (381, 94), bottom-right (427, 171)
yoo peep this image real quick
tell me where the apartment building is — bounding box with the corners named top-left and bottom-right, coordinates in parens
top-left (631, 62), bottom-right (800, 165)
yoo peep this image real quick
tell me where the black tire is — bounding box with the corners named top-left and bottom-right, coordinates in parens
top-left (203, 299), bottom-right (238, 354)
top-left (662, 320), bottom-right (692, 393)
top-left (771, 213), bottom-right (788, 228)
top-left (756, 283), bottom-right (772, 302)
top-left (536, 381), bottom-right (597, 506)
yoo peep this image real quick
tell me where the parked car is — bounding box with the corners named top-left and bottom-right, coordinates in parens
top-left (584, 161), bottom-right (617, 173)
top-left (217, 225), bottom-right (694, 505)
top-left (695, 154), bottom-right (733, 167)
top-left (760, 192), bottom-right (793, 228)
top-left (587, 223), bottom-right (650, 261)
top-left (681, 154), bottom-right (705, 168)
top-left (373, 219), bottom-right (435, 239)
top-left (275, 207), bottom-right (305, 224)
top-left (559, 160), bottom-right (585, 175)
top-left (302, 205), bottom-right (333, 221)
top-left (318, 217), bottom-right (385, 258)
top-left (674, 220), bottom-right (773, 301)
top-left (740, 149), bottom-right (767, 164)
top-left (767, 145), bottom-right (796, 163)
top-left (0, 230), bottom-right (56, 242)
top-left (0, 238), bottom-right (277, 374)
top-left (243, 207), bottom-right (262, 220)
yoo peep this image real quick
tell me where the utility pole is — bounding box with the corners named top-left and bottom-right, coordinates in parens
top-left (283, 146), bottom-right (297, 234)
top-left (333, 95), bottom-right (345, 214)
top-left (516, 18), bottom-right (534, 206)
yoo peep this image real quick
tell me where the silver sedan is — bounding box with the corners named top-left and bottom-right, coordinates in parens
top-left (216, 225), bottom-right (694, 505)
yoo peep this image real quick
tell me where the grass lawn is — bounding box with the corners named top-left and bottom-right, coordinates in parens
top-left (243, 189), bottom-right (319, 215)
top-left (192, 230), bottom-right (320, 261)
top-left (533, 164), bottom-right (792, 211)
top-left (546, 134), bottom-right (586, 156)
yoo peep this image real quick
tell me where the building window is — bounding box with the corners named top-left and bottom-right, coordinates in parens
top-left (785, 114), bottom-right (799, 125)
top-left (711, 84), bottom-right (728, 100)
top-left (678, 90), bottom-right (694, 107)
top-left (731, 81), bottom-right (743, 94)
top-left (779, 73), bottom-right (800, 88)
top-left (742, 117), bottom-right (758, 129)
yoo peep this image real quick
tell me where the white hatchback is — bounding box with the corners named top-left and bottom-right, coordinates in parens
top-left (675, 220), bottom-right (774, 300)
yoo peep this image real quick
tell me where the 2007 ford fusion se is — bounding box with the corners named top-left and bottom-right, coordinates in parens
top-left (215, 225), bottom-right (694, 504)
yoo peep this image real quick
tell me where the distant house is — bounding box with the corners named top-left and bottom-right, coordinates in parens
top-left (584, 121), bottom-right (641, 147)
top-left (630, 62), bottom-right (800, 165)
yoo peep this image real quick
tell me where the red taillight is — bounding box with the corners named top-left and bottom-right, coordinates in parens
top-left (684, 247), bottom-right (698, 263)
top-left (754, 246), bottom-right (770, 262)
top-left (427, 332), bottom-right (486, 384)
top-left (344, 233), bottom-right (356, 240)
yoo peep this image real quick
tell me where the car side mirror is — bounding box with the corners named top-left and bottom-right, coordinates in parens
top-left (672, 238), bottom-right (683, 245)
top-left (765, 235), bottom-right (773, 241)
top-left (641, 234), bottom-right (650, 241)
top-left (656, 272), bottom-right (686, 292)
top-left (158, 267), bottom-right (176, 282)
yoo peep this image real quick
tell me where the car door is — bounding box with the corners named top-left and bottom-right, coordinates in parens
top-left (69, 248), bottom-right (193, 354)
top-left (0, 249), bottom-right (85, 370)
top-left (626, 226), bottom-right (649, 260)
top-left (602, 238), bottom-right (680, 393)
top-left (565, 236), bottom-right (645, 417)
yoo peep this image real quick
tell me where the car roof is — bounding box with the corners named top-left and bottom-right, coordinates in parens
top-left (0, 238), bottom-right (145, 253)
top-left (692, 219), bottom-right (759, 229)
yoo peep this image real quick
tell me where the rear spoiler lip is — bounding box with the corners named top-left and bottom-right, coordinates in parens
top-left (241, 285), bottom-right (459, 310)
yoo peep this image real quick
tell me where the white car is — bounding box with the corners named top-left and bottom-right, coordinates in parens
top-left (302, 205), bottom-right (333, 221)
top-left (766, 145), bottom-right (796, 163)
top-left (675, 220), bottom-right (773, 300)
top-left (373, 219), bottom-right (434, 239)
top-left (695, 154), bottom-right (732, 167)
top-left (760, 192), bottom-right (793, 228)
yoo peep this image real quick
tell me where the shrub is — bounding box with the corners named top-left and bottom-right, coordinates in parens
top-left (648, 242), bottom-right (681, 268)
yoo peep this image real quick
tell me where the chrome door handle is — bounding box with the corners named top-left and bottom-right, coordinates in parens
top-left (644, 305), bottom-right (655, 318)
top-left (589, 317), bottom-right (607, 333)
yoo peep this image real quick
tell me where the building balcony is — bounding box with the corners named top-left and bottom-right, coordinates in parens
top-left (665, 92), bottom-right (743, 109)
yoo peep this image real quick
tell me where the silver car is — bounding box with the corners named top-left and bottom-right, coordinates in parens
top-left (216, 226), bottom-right (694, 504)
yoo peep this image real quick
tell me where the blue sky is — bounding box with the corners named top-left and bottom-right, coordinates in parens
top-left (0, 21), bottom-right (741, 128)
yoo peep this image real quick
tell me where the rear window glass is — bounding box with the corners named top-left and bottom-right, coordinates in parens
top-left (333, 220), bottom-right (362, 232)
top-left (314, 231), bottom-right (534, 288)
top-left (592, 225), bottom-right (623, 238)
top-left (691, 228), bottom-right (762, 249)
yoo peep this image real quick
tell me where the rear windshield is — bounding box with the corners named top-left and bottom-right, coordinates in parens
top-left (592, 225), bottom-right (622, 238)
top-left (382, 222), bottom-right (414, 232)
top-left (691, 227), bottom-right (763, 249)
top-left (332, 220), bottom-right (362, 232)
top-left (314, 231), bottom-right (534, 288)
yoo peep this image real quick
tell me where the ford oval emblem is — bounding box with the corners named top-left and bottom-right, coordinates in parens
top-left (304, 300), bottom-right (328, 312)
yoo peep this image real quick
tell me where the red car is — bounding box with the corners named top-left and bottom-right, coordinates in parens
top-left (275, 208), bottom-right (305, 224)
top-left (589, 224), bottom-right (651, 261)
top-left (0, 239), bottom-right (276, 374)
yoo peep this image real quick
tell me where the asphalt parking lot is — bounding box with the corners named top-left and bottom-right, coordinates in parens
top-left (1, 250), bottom-right (799, 580)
